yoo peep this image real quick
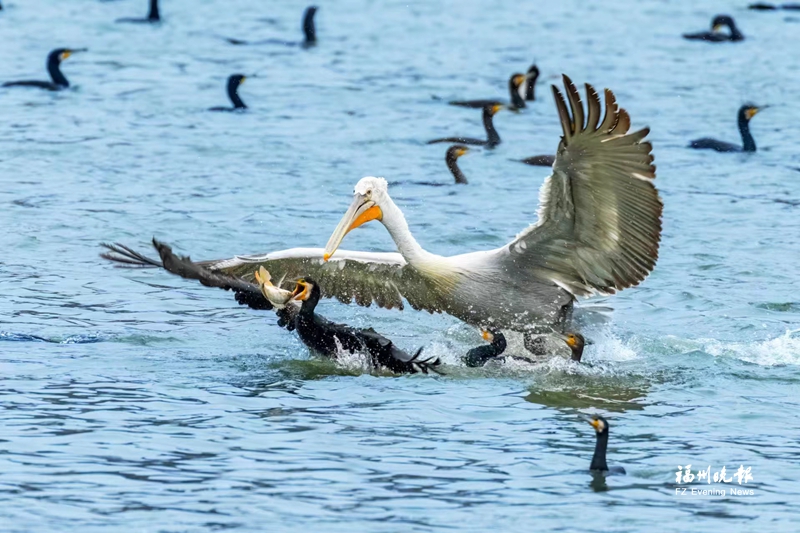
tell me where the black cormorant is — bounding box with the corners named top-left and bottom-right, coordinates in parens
top-left (689, 105), bottom-right (763, 152)
top-left (525, 64), bottom-right (539, 101)
top-left (302, 5), bottom-right (318, 44)
top-left (683, 15), bottom-right (744, 42)
top-left (749, 2), bottom-right (800, 9)
top-left (519, 154), bottom-right (556, 167)
top-left (587, 415), bottom-right (626, 475)
top-left (464, 328), bottom-right (506, 367)
top-left (290, 278), bottom-right (441, 374)
top-left (226, 6), bottom-right (318, 47)
top-left (209, 74), bottom-right (247, 112)
top-left (524, 331), bottom-right (585, 361)
top-left (100, 240), bottom-right (442, 377)
top-left (428, 103), bottom-right (503, 148)
top-left (445, 145), bottom-right (470, 184)
top-left (116, 0), bottom-right (160, 23)
top-left (449, 73), bottom-right (527, 110)
top-left (3, 48), bottom-right (85, 91)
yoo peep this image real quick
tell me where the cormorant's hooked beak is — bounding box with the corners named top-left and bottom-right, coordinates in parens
top-left (323, 194), bottom-right (383, 261)
top-left (746, 105), bottom-right (767, 120)
top-left (481, 329), bottom-right (494, 342)
top-left (61, 48), bottom-right (88, 61)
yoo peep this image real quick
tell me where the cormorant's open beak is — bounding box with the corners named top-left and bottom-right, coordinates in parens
top-left (291, 280), bottom-right (310, 301)
top-left (323, 194), bottom-right (383, 261)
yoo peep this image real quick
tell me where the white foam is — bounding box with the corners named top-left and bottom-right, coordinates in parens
top-left (705, 329), bottom-right (800, 367)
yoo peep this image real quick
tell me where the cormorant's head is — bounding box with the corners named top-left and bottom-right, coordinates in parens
top-left (303, 6), bottom-right (318, 43)
top-left (711, 14), bottom-right (735, 32)
top-left (481, 327), bottom-right (507, 353)
top-left (324, 177), bottom-right (388, 261)
top-left (446, 145), bottom-right (470, 161)
top-left (510, 73), bottom-right (526, 90)
top-left (483, 103), bottom-right (504, 117)
top-left (229, 74), bottom-right (246, 87)
top-left (527, 64), bottom-right (540, 80)
top-left (291, 277), bottom-right (319, 302)
top-left (565, 332), bottom-right (585, 361)
top-left (588, 415), bottom-right (609, 435)
top-left (739, 104), bottom-right (763, 122)
top-left (50, 48), bottom-right (83, 64)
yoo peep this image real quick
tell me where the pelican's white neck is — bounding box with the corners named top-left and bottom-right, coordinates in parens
top-left (379, 194), bottom-right (436, 264)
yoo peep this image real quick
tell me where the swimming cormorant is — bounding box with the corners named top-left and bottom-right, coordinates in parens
top-left (449, 73), bottom-right (527, 110)
top-left (587, 415), bottom-right (626, 475)
top-left (428, 103), bottom-right (504, 148)
top-left (525, 64), bottom-right (540, 101)
top-left (290, 277), bottom-right (441, 374)
top-left (209, 74), bottom-right (247, 112)
top-left (748, 2), bottom-right (800, 9)
top-left (524, 331), bottom-right (585, 361)
top-left (226, 6), bottom-right (318, 47)
top-left (683, 15), bottom-right (744, 42)
top-left (445, 145), bottom-right (470, 184)
top-left (3, 48), bottom-right (85, 91)
top-left (689, 105), bottom-right (763, 152)
top-left (464, 328), bottom-right (506, 367)
top-left (116, 0), bottom-right (160, 23)
top-left (519, 154), bottom-right (556, 167)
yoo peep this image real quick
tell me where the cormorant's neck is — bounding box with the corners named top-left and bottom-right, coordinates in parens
top-left (446, 154), bottom-right (467, 184)
top-left (228, 82), bottom-right (246, 109)
top-left (590, 431), bottom-right (609, 471)
top-left (727, 21), bottom-right (744, 40)
top-left (47, 57), bottom-right (68, 87)
top-left (482, 109), bottom-right (500, 147)
top-left (148, 0), bottom-right (160, 21)
top-left (299, 292), bottom-right (320, 317)
top-left (492, 335), bottom-right (507, 356)
top-left (303, 9), bottom-right (316, 43)
top-left (738, 113), bottom-right (756, 152)
top-left (509, 79), bottom-right (526, 109)
top-left (526, 72), bottom-right (538, 101)
top-left (380, 196), bottom-right (437, 264)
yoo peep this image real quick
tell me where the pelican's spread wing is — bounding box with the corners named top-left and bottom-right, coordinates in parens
top-left (500, 76), bottom-right (662, 297)
top-left (200, 247), bottom-right (439, 311)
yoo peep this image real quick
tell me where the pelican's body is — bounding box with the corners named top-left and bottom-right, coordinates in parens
top-left (103, 76), bottom-right (662, 336)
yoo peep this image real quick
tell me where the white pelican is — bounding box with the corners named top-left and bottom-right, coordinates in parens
top-left (103, 76), bottom-right (662, 335)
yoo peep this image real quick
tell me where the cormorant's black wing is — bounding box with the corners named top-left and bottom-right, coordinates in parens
top-left (448, 99), bottom-right (503, 109)
top-left (101, 239), bottom-right (274, 312)
top-left (3, 80), bottom-right (59, 90)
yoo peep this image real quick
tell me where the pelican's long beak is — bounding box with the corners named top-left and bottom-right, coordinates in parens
top-left (323, 194), bottom-right (382, 261)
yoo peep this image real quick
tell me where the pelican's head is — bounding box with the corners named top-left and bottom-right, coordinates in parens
top-left (323, 176), bottom-right (388, 261)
